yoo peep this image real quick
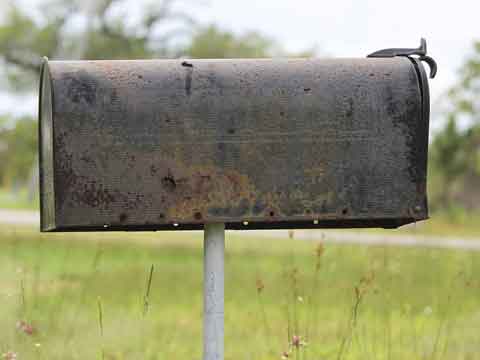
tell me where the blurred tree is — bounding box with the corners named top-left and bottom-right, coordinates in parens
top-left (187, 25), bottom-right (277, 58)
top-left (187, 25), bottom-right (314, 59)
top-left (0, 116), bottom-right (9, 183)
top-left (0, 115), bottom-right (37, 187)
top-left (0, 0), bottom-right (194, 91)
top-left (430, 40), bottom-right (480, 211)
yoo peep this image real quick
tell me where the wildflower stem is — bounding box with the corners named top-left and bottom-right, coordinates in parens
top-left (97, 296), bottom-right (105, 360)
top-left (143, 264), bottom-right (155, 317)
top-left (20, 278), bottom-right (26, 317)
top-left (255, 276), bottom-right (273, 354)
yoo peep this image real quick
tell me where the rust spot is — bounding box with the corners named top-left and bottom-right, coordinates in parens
top-left (156, 162), bottom-right (260, 220)
top-left (162, 174), bottom-right (177, 191)
top-left (54, 132), bottom-right (79, 209)
top-left (150, 165), bottom-right (158, 176)
top-left (185, 72), bottom-right (192, 96)
top-left (66, 72), bottom-right (97, 105)
top-left (72, 182), bottom-right (116, 208)
top-left (345, 97), bottom-right (354, 118)
top-left (79, 154), bottom-right (94, 165)
top-left (181, 61), bottom-right (194, 96)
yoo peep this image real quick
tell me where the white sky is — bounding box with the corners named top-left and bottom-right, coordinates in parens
top-left (1, 0), bottom-right (478, 125)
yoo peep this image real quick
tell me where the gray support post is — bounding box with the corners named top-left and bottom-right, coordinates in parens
top-left (204, 223), bottom-right (225, 360)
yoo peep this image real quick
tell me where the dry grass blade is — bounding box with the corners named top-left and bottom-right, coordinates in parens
top-left (143, 264), bottom-right (155, 317)
top-left (97, 296), bottom-right (105, 360)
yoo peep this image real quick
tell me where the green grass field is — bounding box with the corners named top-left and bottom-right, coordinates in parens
top-left (1, 226), bottom-right (479, 359)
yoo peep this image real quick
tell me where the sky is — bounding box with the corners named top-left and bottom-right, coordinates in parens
top-left (1, 0), bottom-right (478, 127)
top-left (190, 0), bottom-right (477, 110)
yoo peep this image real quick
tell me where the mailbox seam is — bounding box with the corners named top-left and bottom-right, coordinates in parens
top-left (407, 56), bottom-right (430, 219)
top-left (38, 60), bottom-right (56, 231)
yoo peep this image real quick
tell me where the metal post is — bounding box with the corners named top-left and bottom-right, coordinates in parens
top-left (203, 223), bottom-right (225, 360)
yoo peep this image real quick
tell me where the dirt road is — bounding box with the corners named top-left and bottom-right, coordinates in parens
top-left (1, 209), bottom-right (479, 250)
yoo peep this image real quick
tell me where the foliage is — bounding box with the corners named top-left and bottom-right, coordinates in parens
top-left (0, 228), bottom-right (479, 359)
top-left (0, 0), bottom-right (194, 91)
top-left (186, 25), bottom-right (314, 59)
top-left (187, 25), bottom-right (280, 59)
top-left (430, 40), bottom-right (480, 210)
top-left (0, 115), bottom-right (37, 187)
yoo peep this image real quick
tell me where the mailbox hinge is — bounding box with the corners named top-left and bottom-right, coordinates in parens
top-left (367, 38), bottom-right (437, 79)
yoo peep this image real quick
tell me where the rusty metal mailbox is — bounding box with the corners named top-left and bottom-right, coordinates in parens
top-left (38, 40), bottom-right (436, 231)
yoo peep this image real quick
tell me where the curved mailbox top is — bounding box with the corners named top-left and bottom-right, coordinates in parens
top-left (39, 55), bottom-right (432, 231)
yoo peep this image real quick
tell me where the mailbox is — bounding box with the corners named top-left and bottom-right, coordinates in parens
top-left (39, 40), bottom-right (436, 231)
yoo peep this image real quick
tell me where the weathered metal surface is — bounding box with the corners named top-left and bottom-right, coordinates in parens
top-left (39, 57), bottom-right (430, 231)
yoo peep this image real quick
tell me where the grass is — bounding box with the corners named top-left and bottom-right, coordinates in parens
top-left (0, 225), bottom-right (479, 359)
